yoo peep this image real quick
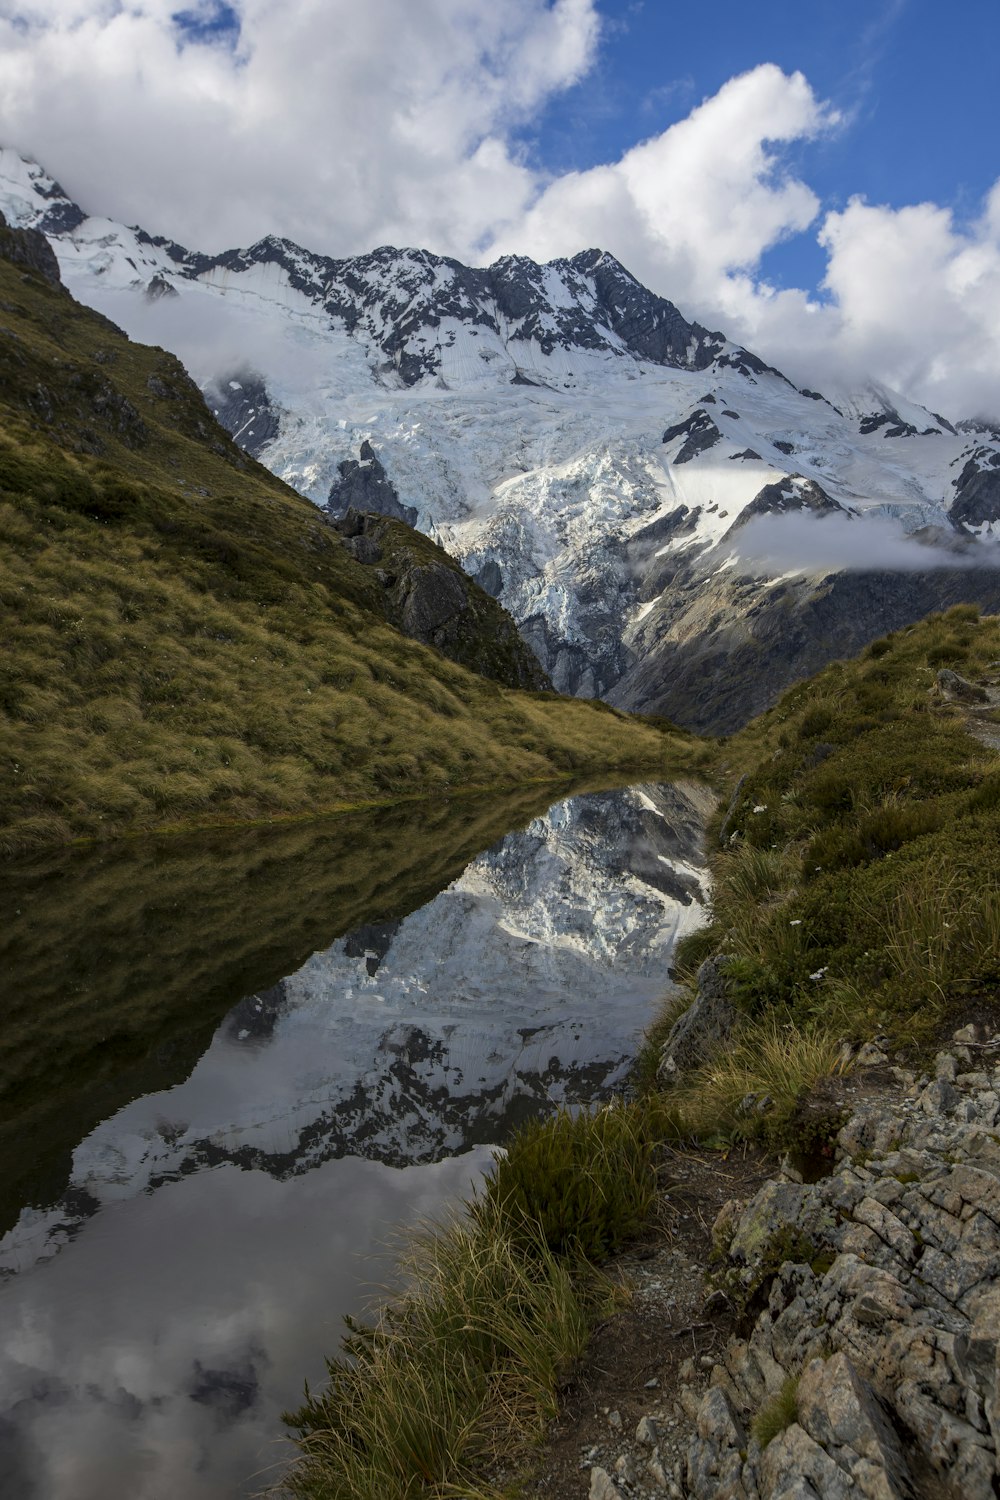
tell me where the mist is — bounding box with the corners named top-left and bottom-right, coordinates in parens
top-left (728, 510), bottom-right (1000, 576)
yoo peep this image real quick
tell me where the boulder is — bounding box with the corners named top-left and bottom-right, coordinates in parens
top-left (657, 956), bottom-right (737, 1085)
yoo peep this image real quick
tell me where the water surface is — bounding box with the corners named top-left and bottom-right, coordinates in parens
top-left (0, 780), bottom-right (708, 1497)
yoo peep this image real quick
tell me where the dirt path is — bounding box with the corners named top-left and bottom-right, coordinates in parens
top-left (511, 1143), bottom-right (772, 1500)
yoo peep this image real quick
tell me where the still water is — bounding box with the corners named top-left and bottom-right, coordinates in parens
top-left (0, 781), bottom-right (709, 1498)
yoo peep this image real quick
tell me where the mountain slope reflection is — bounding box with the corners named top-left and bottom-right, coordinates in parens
top-left (2, 784), bottom-right (708, 1275)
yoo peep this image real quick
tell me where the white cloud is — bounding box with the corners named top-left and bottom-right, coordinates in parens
top-left (490, 64), bottom-right (835, 302)
top-left (729, 511), bottom-right (1000, 576)
top-left (1, 3), bottom-right (999, 418)
top-left (0, 0), bottom-right (600, 252)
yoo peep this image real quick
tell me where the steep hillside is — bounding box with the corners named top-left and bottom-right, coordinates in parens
top-left (4, 149), bottom-right (1000, 731)
top-left (657, 605), bottom-right (1000, 1143)
top-left (0, 224), bottom-right (694, 853)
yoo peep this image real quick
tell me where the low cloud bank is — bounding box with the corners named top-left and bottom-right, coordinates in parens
top-left (729, 511), bottom-right (1000, 576)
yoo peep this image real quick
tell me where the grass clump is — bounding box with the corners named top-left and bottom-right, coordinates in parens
top-left (284, 1218), bottom-right (591, 1500)
top-left (751, 1376), bottom-right (800, 1450)
top-left (671, 1016), bottom-right (847, 1147)
top-left (481, 1101), bottom-right (664, 1263)
top-left (283, 1101), bottom-right (667, 1498)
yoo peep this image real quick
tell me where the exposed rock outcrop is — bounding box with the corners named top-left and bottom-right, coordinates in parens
top-left (0, 207), bottom-right (61, 286)
top-left (611, 563), bottom-right (1000, 734)
top-left (328, 440), bottom-right (418, 525)
top-left (685, 1034), bottom-right (1000, 1498)
top-left (656, 957), bottom-right (736, 1086)
top-left (331, 508), bottom-right (550, 690)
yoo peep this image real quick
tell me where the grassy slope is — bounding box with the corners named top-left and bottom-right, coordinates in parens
top-left (659, 605), bottom-right (1000, 1140)
top-left (0, 252), bottom-right (697, 852)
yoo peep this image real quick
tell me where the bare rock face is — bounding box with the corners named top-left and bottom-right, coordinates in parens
top-left (656, 957), bottom-right (737, 1086)
top-left (331, 508), bottom-right (550, 691)
top-left (328, 441), bottom-right (418, 526)
top-left (937, 667), bottom-right (989, 703)
top-left (0, 208), bottom-right (62, 287)
top-left (685, 1043), bottom-right (1000, 1499)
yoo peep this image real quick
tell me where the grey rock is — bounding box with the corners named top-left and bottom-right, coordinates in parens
top-left (0, 210), bottom-right (62, 286)
top-left (646, 1454), bottom-right (670, 1489)
top-left (934, 1051), bottom-right (958, 1082)
top-left (636, 1415), bottom-right (661, 1445)
top-left (760, 1424), bottom-right (854, 1500)
top-left (855, 1042), bottom-right (889, 1068)
top-left (328, 442), bottom-right (418, 525)
top-left (329, 509), bottom-right (550, 690)
top-left (590, 1466), bottom-right (625, 1500)
top-left (657, 957), bottom-right (736, 1085)
top-left (688, 1060), bottom-right (1000, 1498)
top-left (936, 667), bottom-right (989, 703)
top-left (795, 1353), bottom-right (915, 1492)
top-left (614, 1453), bottom-right (638, 1483)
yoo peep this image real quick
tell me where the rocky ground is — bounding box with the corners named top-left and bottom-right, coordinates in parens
top-left (516, 1023), bottom-right (1000, 1500)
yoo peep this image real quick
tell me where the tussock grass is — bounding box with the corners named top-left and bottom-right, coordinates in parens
top-left (752, 1376), bottom-right (800, 1450)
top-left (285, 1218), bottom-right (592, 1500)
top-left (283, 1102), bottom-right (665, 1499)
top-left (668, 1016), bottom-right (847, 1145)
top-left (480, 1100), bottom-right (667, 1264)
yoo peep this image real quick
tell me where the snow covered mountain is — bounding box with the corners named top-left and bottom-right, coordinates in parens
top-left (4, 148), bottom-right (1000, 728)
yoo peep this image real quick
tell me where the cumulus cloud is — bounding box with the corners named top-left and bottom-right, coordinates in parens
top-left (0, 0), bottom-right (600, 252)
top-left (1, 3), bottom-right (1000, 417)
top-left (729, 511), bottom-right (1000, 576)
top-left (488, 64), bottom-right (836, 305)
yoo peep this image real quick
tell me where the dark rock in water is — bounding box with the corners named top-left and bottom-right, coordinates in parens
top-left (936, 667), bottom-right (988, 703)
top-left (328, 442), bottom-right (417, 525)
top-left (657, 956), bottom-right (736, 1086)
top-left (951, 449), bottom-right (1000, 528)
top-left (662, 408), bottom-right (722, 463)
top-left (222, 982), bottom-right (289, 1043)
top-left (204, 369), bottom-right (280, 458)
top-left (343, 920), bottom-right (403, 976)
top-left (329, 510), bottom-right (550, 690)
top-left (0, 209), bottom-right (62, 287)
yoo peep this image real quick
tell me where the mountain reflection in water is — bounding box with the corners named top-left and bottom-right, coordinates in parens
top-left (0, 780), bottom-right (709, 1499)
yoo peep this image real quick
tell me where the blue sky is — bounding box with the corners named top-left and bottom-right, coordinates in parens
top-left (519, 0), bottom-right (1000, 297)
top-left (1, 0), bottom-right (999, 412)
